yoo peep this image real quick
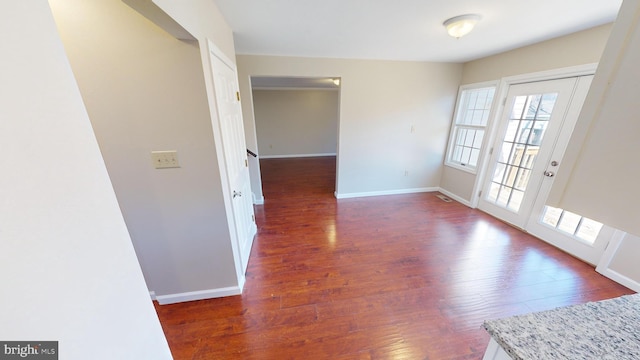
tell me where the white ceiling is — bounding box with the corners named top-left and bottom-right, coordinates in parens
top-left (213, 0), bottom-right (622, 63)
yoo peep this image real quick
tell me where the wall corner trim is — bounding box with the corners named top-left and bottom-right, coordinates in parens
top-left (122, 0), bottom-right (196, 40)
top-left (155, 286), bottom-right (242, 305)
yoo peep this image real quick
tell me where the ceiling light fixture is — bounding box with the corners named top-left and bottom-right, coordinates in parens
top-left (443, 14), bottom-right (481, 39)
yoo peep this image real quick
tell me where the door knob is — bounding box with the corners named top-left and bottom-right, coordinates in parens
top-left (544, 171), bottom-right (555, 177)
top-left (233, 191), bottom-right (242, 198)
top-left (550, 161), bottom-right (559, 166)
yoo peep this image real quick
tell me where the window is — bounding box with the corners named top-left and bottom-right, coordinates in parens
top-left (446, 83), bottom-right (497, 173)
top-left (541, 206), bottom-right (604, 244)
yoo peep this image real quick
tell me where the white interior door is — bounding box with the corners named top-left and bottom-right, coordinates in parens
top-left (478, 77), bottom-right (579, 228)
top-left (209, 47), bottom-right (257, 274)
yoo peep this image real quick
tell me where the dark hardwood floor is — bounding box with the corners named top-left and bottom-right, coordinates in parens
top-left (154, 156), bottom-right (634, 359)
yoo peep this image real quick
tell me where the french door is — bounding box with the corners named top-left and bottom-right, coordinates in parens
top-left (479, 75), bottom-right (608, 264)
top-left (523, 76), bottom-right (612, 264)
top-left (479, 77), bottom-right (579, 227)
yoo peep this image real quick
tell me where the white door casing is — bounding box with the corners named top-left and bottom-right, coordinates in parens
top-left (208, 42), bottom-right (257, 276)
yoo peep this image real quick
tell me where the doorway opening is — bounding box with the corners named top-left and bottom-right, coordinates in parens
top-left (249, 76), bottom-right (341, 200)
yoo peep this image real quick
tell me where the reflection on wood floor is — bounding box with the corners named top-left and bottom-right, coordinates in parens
top-left (154, 156), bottom-right (633, 360)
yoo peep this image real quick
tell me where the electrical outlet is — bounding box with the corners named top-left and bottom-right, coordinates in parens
top-left (151, 150), bottom-right (179, 169)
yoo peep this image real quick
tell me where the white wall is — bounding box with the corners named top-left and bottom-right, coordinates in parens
top-left (461, 24), bottom-right (613, 84)
top-left (550, 0), bottom-right (640, 237)
top-left (607, 234), bottom-right (640, 286)
top-left (0, 1), bottom-right (171, 358)
top-left (237, 55), bottom-right (463, 197)
top-left (152, 0), bottom-right (252, 293)
top-left (439, 24), bottom-right (613, 203)
top-left (153, 0), bottom-right (236, 61)
top-left (252, 89), bottom-right (339, 157)
top-left (49, 0), bottom-right (243, 301)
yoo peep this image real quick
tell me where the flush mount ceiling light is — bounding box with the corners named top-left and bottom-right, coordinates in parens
top-left (443, 14), bottom-right (482, 39)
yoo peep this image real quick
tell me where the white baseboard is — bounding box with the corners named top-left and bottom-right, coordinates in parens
top-left (335, 187), bottom-right (438, 199)
top-left (155, 286), bottom-right (242, 305)
top-left (438, 188), bottom-right (473, 207)
top-left (597, 268), bottom-right (640, 293)
top-left (596, 232), bottom-right (640, 292)
top-left (149, 291), bottom-right (156, 301)
top-left (260, 153), bottom-right (336, 159)
top-left (253, 194), bottom-right (264, 205)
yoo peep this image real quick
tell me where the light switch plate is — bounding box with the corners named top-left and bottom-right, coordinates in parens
top-left (151, 150), bottom-right (179, 169)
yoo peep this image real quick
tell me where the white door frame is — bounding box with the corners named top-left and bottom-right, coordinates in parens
top-left (470, 64), bottom-right (598, 209)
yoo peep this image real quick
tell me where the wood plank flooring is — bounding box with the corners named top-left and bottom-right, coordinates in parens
top-left (154, 156), bottom-right (634, 359)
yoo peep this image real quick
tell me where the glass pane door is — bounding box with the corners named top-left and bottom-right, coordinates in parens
top-left (478, 77), bottom-right (578, 229)
top-left (486, 93), bottom-right (557, 212)
top-left (524, 75), bottom-right (611, 265)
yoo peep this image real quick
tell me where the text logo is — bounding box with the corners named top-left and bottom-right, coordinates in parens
top-left (0, 342), bottom-right (57, 359)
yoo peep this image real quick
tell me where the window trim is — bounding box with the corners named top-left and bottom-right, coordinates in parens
top-left (445, 81), bottom-right (498, 174)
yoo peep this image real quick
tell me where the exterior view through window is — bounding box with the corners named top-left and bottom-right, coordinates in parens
top-left (541, 206), bottom-right (604, 244)
top-left (487, 93), bottom-right (556, 212)
top-left (446, 84), bottom-right (496, 173)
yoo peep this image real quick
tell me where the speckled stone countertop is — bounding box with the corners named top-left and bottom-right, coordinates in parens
top-left (483, 294), bottom-right (640, 359)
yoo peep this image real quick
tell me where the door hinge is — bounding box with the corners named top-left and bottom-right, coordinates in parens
top-left (251, 214), bottom-right (255, 222)
top-left (489, 147), bottom-right (494, 155)
top-left (244, 159), bottom-right (248, 167)
top-left (502, 97), bottom-right (507, 106)
top-left (236, 91), bottom-right (241, 101)
top-left (478, 190), bottom-right (482, 198)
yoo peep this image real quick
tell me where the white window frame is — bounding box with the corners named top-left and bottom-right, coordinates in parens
top-left (445, 81), bottom-right (498, 174)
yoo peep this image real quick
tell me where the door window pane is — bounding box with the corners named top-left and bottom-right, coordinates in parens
top-left (558, 211), bottom-right (581, 234)
top-left (542, 206), bottom-right (563, 227)
top-left (488, 182), bottom-right (501, 202)
top-left (514, 169), bottom-right (531, 190)
top-left (499, 143), bottom-right (514, 164)
top-left (541, 206), bottom-right (603, 245)
top-left (538, 93), bottom-right (558, 120)
top-left (497, 186), bottom-right (512, 207)
top-left (486, 92), bottom-right (559, 212)
top-left (504, 120), bottom-right (520, 142)
top-left (492, 163), bottom-right (506, 182)
top-left (524, 95), bottom-right (542, 119)
top-left (511, 96), bottom-right (527, 119)
top-left (503, 165), bottom-right (518, 188)
top-left (575, 219), bottom-right (604, 244)
top-left (508, 190), bottom-right (524, 211)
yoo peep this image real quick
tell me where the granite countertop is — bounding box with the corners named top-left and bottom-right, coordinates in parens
top-left (483, 294), bottom-right (640, 359)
